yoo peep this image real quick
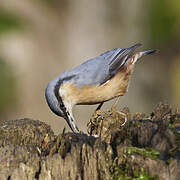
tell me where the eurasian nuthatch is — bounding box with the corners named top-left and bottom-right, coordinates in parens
top-left (45, 43), bottom-right (156, 133)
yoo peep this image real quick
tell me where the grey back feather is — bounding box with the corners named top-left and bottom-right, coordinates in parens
top-left (58, 43), bottom-right (142, 87)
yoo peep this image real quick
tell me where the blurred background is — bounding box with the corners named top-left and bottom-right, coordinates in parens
top-left (0, 0), bottom-right (179, 134)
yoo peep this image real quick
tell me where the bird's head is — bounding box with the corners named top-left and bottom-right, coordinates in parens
top-left (45, 77), bottom-right (79, 133)
top-left (45, 81), bottom-right (65, 118)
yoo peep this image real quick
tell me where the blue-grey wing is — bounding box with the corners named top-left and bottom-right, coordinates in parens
top-left (64, 57), bottom-right (109, 87)
top-left (61, 43), bottom-right (141, 87)
top-left (101, 43), bottom-right (142, 84)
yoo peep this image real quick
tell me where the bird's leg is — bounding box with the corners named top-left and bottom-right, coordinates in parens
top-left (88, 102), bottom-right (104, 136)
top-left (92, 102), bottom-right (104, 119)
top-left (111, 97), bottom-right (127, 126)
top-left (111, 96), bottom-right (120, 110)
top-left (96, 102), bottom-right (104, 111)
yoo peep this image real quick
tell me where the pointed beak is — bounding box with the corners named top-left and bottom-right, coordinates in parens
top-left (64, 113), bottom-right (79, 133)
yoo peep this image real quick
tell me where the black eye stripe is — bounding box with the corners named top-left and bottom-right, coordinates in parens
top-left (60, 103), bottom-right (64, 108)
top-left (59, 102), bottom-right (66, 113)
top-left (53, 75), bottom-right (75, 117)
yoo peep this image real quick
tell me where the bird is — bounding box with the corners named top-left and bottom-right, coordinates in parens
top-left (45, 43), bottom-right (157, 133)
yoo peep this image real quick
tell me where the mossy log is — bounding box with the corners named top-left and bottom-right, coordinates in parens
top-left (0, 103), bottom-right (179, 180)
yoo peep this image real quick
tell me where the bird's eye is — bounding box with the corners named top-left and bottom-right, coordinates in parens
top-left (59, 103), bottom-right (67, 113)
top-left (60, 103), bottom-right (64, 108)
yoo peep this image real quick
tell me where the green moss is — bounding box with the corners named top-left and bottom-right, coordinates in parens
top-left (171, 127), bottom-right (180, 146)
top-left (110, 158), bottom-right (130, 180)
top-left (110, 147), bottom-right (159, 180)
top-left (169, 113), bottom-right (180, 151)
top-left (125, 147), bottom-right (160, 160)
top-left (132, 168), bottom-right (157, 180)
top-left (168, 126), bottom-right (180, 156)
top-left (110, 158), bottom-right (157, 180)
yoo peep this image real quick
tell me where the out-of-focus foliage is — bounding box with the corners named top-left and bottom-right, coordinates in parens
top-left (42, 0), bottom-right (68, 8)
top-left (0, 0), bottom-right (179, 131)
top-left (0, 9), bottom-right (24, 35)
top-left (170, 57), bottom-right (180, 106)
top-left (147, 0), bottom-right (180, 46)
top-left (0, 9), bottom-right (20, 112)
top-left (0, 59), bottom-right (16, 111)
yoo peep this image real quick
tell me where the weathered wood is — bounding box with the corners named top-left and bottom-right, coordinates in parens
top-left (0, 103), bottom-right (179, 180)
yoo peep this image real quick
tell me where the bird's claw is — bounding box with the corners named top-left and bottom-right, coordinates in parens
top-left (91, 110), bottom-right (102, 119)
top-left (111, 107), bottom-right (127, 126)
top-left (87, 110), bottom-right (103, 135)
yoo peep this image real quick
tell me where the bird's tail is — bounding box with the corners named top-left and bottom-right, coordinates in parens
top-left (131, 49), bottom-right (157, 64)
top-left (141, 49), bottom-right (157, 56)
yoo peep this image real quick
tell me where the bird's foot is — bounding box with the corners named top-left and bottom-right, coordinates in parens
top-left (111, 106), bottom-right (127, 126)
top-left (87, 110), bottom-right (103, 136)
top-left (92, 109), bottom-right (102, 119)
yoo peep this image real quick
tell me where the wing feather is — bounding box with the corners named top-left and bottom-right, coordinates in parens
top-left (100, 43), bottom-right (142, 84)
top-left (109, 43), bottom-right (142, 73)
top-left (62, 43), bottom-right (142, 87)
